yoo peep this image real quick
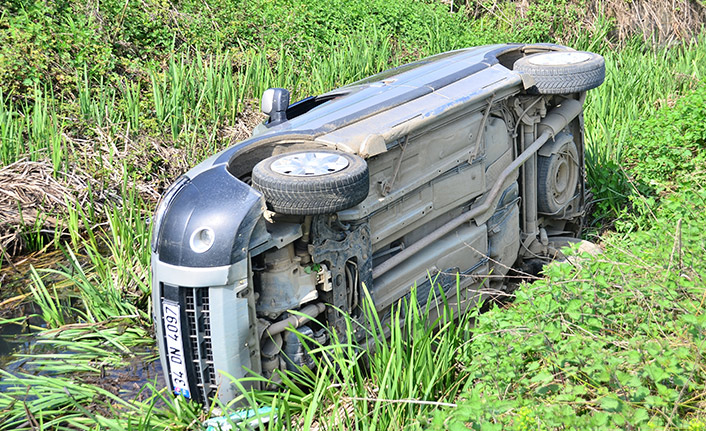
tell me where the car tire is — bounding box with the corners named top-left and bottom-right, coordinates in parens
top-left (252, 149), bottom-right (369, 215)
top-left (514, 51), bottom-right (605, 94)
top-left (537, 139), bottom-right (579, 214)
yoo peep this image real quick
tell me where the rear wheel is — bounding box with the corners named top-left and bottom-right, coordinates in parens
top-left (252, 150), bottom-right (369, 215)
top-left (514, 51), bottom-right (605, 94)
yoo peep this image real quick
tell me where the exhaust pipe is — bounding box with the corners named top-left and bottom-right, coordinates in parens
top-left (372, 99), bottom-right (583, 279)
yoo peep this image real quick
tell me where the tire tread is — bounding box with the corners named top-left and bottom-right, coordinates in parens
top-left (514, 51), bottom-right (605, 94)
top-left (252, 150), bottom-right (369, 215)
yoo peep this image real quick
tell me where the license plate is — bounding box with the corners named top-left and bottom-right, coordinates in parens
top-left (162, 300), bottom-right (192, 398)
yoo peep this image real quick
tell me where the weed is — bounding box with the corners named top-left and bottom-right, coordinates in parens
top-left (432, 191), bottom-right (706, 429)
top-left (583, 35), bottom-right (706, 227)
top-left (221, 284), bottom-right (481, 431)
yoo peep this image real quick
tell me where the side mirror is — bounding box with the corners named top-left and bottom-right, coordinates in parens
top-left (261, 88), bottom-right (290, 127)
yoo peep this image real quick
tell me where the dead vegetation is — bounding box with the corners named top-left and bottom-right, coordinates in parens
top-left (461, 0), bottom-right (706, 47)
top-left (0, 104), bottom-right (265, 260)
top-left (0, 160), bottom-right (89, 257)
top-left (589, 0), bottom-right (706, 46)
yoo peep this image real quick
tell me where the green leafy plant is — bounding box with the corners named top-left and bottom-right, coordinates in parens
top-left (432, 193), bottom-right (706, 429)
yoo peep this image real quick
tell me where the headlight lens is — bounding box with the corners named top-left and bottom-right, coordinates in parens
top-left (151, 176), bottom-right (189, 252)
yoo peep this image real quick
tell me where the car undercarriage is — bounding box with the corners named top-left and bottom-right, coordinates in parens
top-left (151, 43), bottom-right (605, 407)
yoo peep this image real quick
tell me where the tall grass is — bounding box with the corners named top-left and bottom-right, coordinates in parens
top-left (2, 28), bottom-right (703, 182)
top-left (0, 322), bottom-right (185, 431)
top-left (0, 27), bottom-right (420, 173)
top-left (78, 71), bottom-right (120, 131)
top-left (0, 89), bottom-right (65, 171)
top-left (585, 36), bottom-right (706, 163)
top-left (0, 181), bottom-right (163, 429)
top-left (0, 91), bottom-right (24, 165)
top-left (2, 262), bottom-right (476, 429)
top-left (220, 286), bottom-right (478, 431)
top-left (147, 27), bottom-right (400, 144)
top-left (582, 34), bottom-right (706, 217)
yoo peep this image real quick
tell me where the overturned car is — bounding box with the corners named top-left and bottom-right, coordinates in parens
top-left (151, 43), bottom-right (605, 406)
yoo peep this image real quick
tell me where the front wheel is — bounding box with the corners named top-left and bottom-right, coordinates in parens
top-left (252, 150), bottom-right (369, 215)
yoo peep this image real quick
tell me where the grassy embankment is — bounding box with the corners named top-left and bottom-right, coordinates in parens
top-left (1, 0), bottom-right (705, 429)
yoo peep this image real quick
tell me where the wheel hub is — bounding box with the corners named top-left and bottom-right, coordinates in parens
top-left (271, 152), bottom-right (350, 176)
top-left (553, 157), bottom-right (570, 195)
top-left (527, 52), bottom-right (593, 66)
top-left (550, 150), bottom-right (577, 206)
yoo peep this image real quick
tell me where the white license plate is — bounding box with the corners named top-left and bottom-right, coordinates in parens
top-left (162, 300), bottom-right (192, 398)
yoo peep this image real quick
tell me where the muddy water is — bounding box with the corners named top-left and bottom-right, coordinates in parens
top-left (1, 341), bottom-right (167, 405)
top-left (0, 322), bottom-right (167, 403)
top-left (0, 322), bottom-right (33, 369)
top-left (0, 252), bottom-right (167, 403)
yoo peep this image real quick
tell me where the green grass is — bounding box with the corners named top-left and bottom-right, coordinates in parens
top-left (581, 35), bottom-right (706, 224)
top-left (235, 286), bottom-right (479, 431)
top-left (2, 0), bottom-right (706, 429)
top-left (0, 88), bottom-right (64, 169)
top-left (0, 322), bottom-right (194, 430)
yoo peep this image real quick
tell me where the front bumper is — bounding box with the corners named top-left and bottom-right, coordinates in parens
top-left (151, 163), bottom-right (264, 406)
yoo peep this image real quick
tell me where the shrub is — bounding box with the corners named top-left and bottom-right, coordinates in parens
top-left (436, 192), bottom-right (706, 429)
top-left (0, 0), bottom-right (112, 95)
top-left (624, 84), bottom-right (706, 192)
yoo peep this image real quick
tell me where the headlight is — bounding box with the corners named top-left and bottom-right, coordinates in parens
top-left (151, 175), bottom-right (189, 252)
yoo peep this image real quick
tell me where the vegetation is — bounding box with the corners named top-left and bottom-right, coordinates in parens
top-left (442, 195), bottom-right (706, 429)
top-left (1, 0), bottom-right (706, 429)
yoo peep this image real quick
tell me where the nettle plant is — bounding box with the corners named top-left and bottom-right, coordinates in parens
top-left (429, 198), bottom-right (706, 429)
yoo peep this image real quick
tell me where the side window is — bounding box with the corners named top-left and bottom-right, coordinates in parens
top-left (272, 94), bottom-right (340, 124)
